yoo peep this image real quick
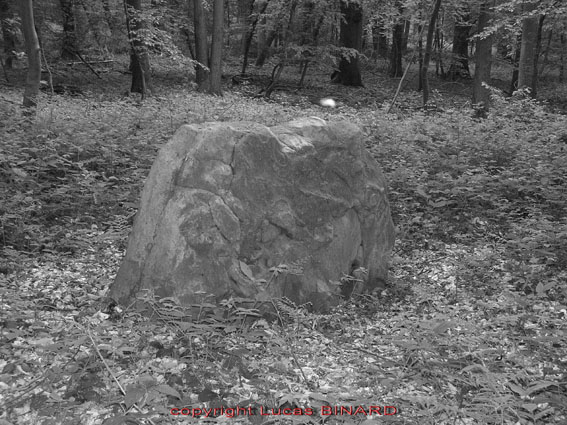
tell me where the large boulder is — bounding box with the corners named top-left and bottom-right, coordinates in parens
top-left (109, 117), bottom-right (394, 312)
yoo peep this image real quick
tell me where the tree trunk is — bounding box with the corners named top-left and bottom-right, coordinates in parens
top-left (418, 24), bottom-right (423, 90)
top-left (192, 0), bottom-right (209, 90)
top-left (447, 10), bottom-right (471, 80)
top-left (256, 17), bottom-right (266, 58)
top-left (0, 0), bottom-right (16, 69)
top-left (208, 0), bottom-right (224, 94)
top-left (299, 0), bottom-right (316, 45)
top-left (561, 32), bottom-right (565, 83)
top-left (242, 0), bottom-right (268, 74)
top-left (509, 41), bottom-right (520, 94)
top-left (434, 8), bottom-right (445, 76)
top-left (125, 0), bottom-right (151, 96)
top-left (421, 0), bottom-right (443, 106)
top-left (256, 0), bottom-right (294, 68)
top-left (517, 2), bottom-right (538, 96)
top-left (372, 22), bottom-right (388, 59)
top-left (60, 0), bottom-right (78, 59)
top-left (238, 0), bottom-right (253, 51)
top-left (538, 29), bottom-right (552, 76)
top-left (389, 0), bottom-right (405, 75)
top-left (337, 0), bottom-right (363, 86)
top-left (240, 0), bottom-right (256, 73)
top-left (389, 20), bottom-right (404, 77)
top-left (401, 19), bottom-right (410, 51)
top-left (529, 14), bottom-right (544, 98)
top-left (256, 0), bottom-right (296, 69)
top-left (19, 0), bottom-right (41, 108)
top-left (224, 0), bottom-right (231, 49)
top-left (255, 28), bottom-right (277, 67)
top-left (472, 0), bottom-right (494, 115)
top-left (434, 26), bottom-right (444, 76)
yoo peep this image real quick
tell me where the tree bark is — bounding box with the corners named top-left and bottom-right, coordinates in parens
top-left (509, 41), bottom-right (520, 93)
top-left (389, 0), bottom-right (406, 76)
top-left (389, 20), bottom-right (404, 77)
top-left (472, 0), bottom-right (494, 114)
top-left (421, 0), bottom-right (443, 106)
top-left (208, 0), bottom-right (224, 94)
top-left (0, 0), bottom-right (16, 69)
top-left (19, 0), bottom-right (41, 108)
top-left (256, 0), bottom-right (296, 68)
top-left (517, 2), bottom-right (538, 96)
top-left (60, 0), bottom-right (78, 59)
top-left (238, 0), bottom-right (253, 50)
top-left (255, 0), bottom-right (293, 69)
top-left (418, 23), bottom-right (423, 90)
top-left (337, 0), bottom-right (363, 86)
top-left (537, 29), bottom-right (552, 76)
top-left (561, 32), bottom-right (565, 83)
top-left (447, 10), bottom-right (471, 80)
top-left (529, 14), bottom-right (545, 98)
top-left (434, 25), bottom-right (444, 76)
top-left (242, 0), bottom-right (269, 74)
top-left (125, 0), bottom-right (151, 96)
top-left (372, 21), bottom-right (388, 59)
top-left (401, 19), bottom-right (410, 51)
top-left (255, 29), bottom-right (277, 67)
top-left (192, 0), bottom-right (210, 90)
top-left (420, 0), bottom-right (442, 107)
top-left (240, 0), bottom-right (256, 73)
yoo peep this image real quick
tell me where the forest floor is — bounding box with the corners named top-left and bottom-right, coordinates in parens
top-left (1, 56), bottom-right (567, 425)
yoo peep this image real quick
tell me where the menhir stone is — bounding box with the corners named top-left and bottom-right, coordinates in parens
top-left (109, 117), bottom-right (394, 312)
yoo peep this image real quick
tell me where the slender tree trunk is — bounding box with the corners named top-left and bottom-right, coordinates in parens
top-left (538, 29), bottom-right (552, 76)
top-left (125, 0), bottom-right (151, 96)
top-left (434, 26), bottom-right (444, 76)
top-left (517, 2), bottom-right (538, 96)
top-left (255, 29), bottom-right (277, 67)
top-left (560, 32), bottom-right (565, 83)
top-left (60, 0), bottom-right (78, 59)
top-left (389, 20), bottom-right (404, 77)
top-left (225, 0), bottom-right (231, 49)
top-left (20, 0), bottom-right (41, 108)
top-left (472, 0), bottom-right (494, 114)
top-left (421, 0), bottom-right (442, 106)
top-left (209, 0), bottom-right (224, 94)
top-left (0, 0), bottom-right (16, 69)
top-left (185, 0), bottom-right (195, 59)
top-left (529, 14), bottom-right (545, 98)
top-left (192, 0), bottom-right (209, 90)
top-left (299, 0), bottom-right (315, 46)
top-left (337, 0), bottom-right (363, 86)
top-left (242, 0), bottom-right (269, 74)
top-left (256, 0), bottom-right (297, 69)
top-left (241, 0), bottom-right (256, 73)
top-left (436, 9), bottom-right (445, 76)
top-left (448, 10), bottom-right (471, 80)
top-left (256, 0), bottom-right (292, 68)
top-left (238, 0), bottom-right (253, 52)
top-left (310, 7), bottom-right (324, 44)
top-left (509, 41), bottom-right (520, 93)
top-left (418, 23), bottom-right (423, 90)
top-left (401, 19), bottom-right (410, 51)
top-left (256, 16), bottom-right (266, 58)
top-left (372, 22), bottom-right (388, 59)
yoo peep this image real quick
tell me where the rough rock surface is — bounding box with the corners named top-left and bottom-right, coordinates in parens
top-left (109, 117), bottom-right (394, 312)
